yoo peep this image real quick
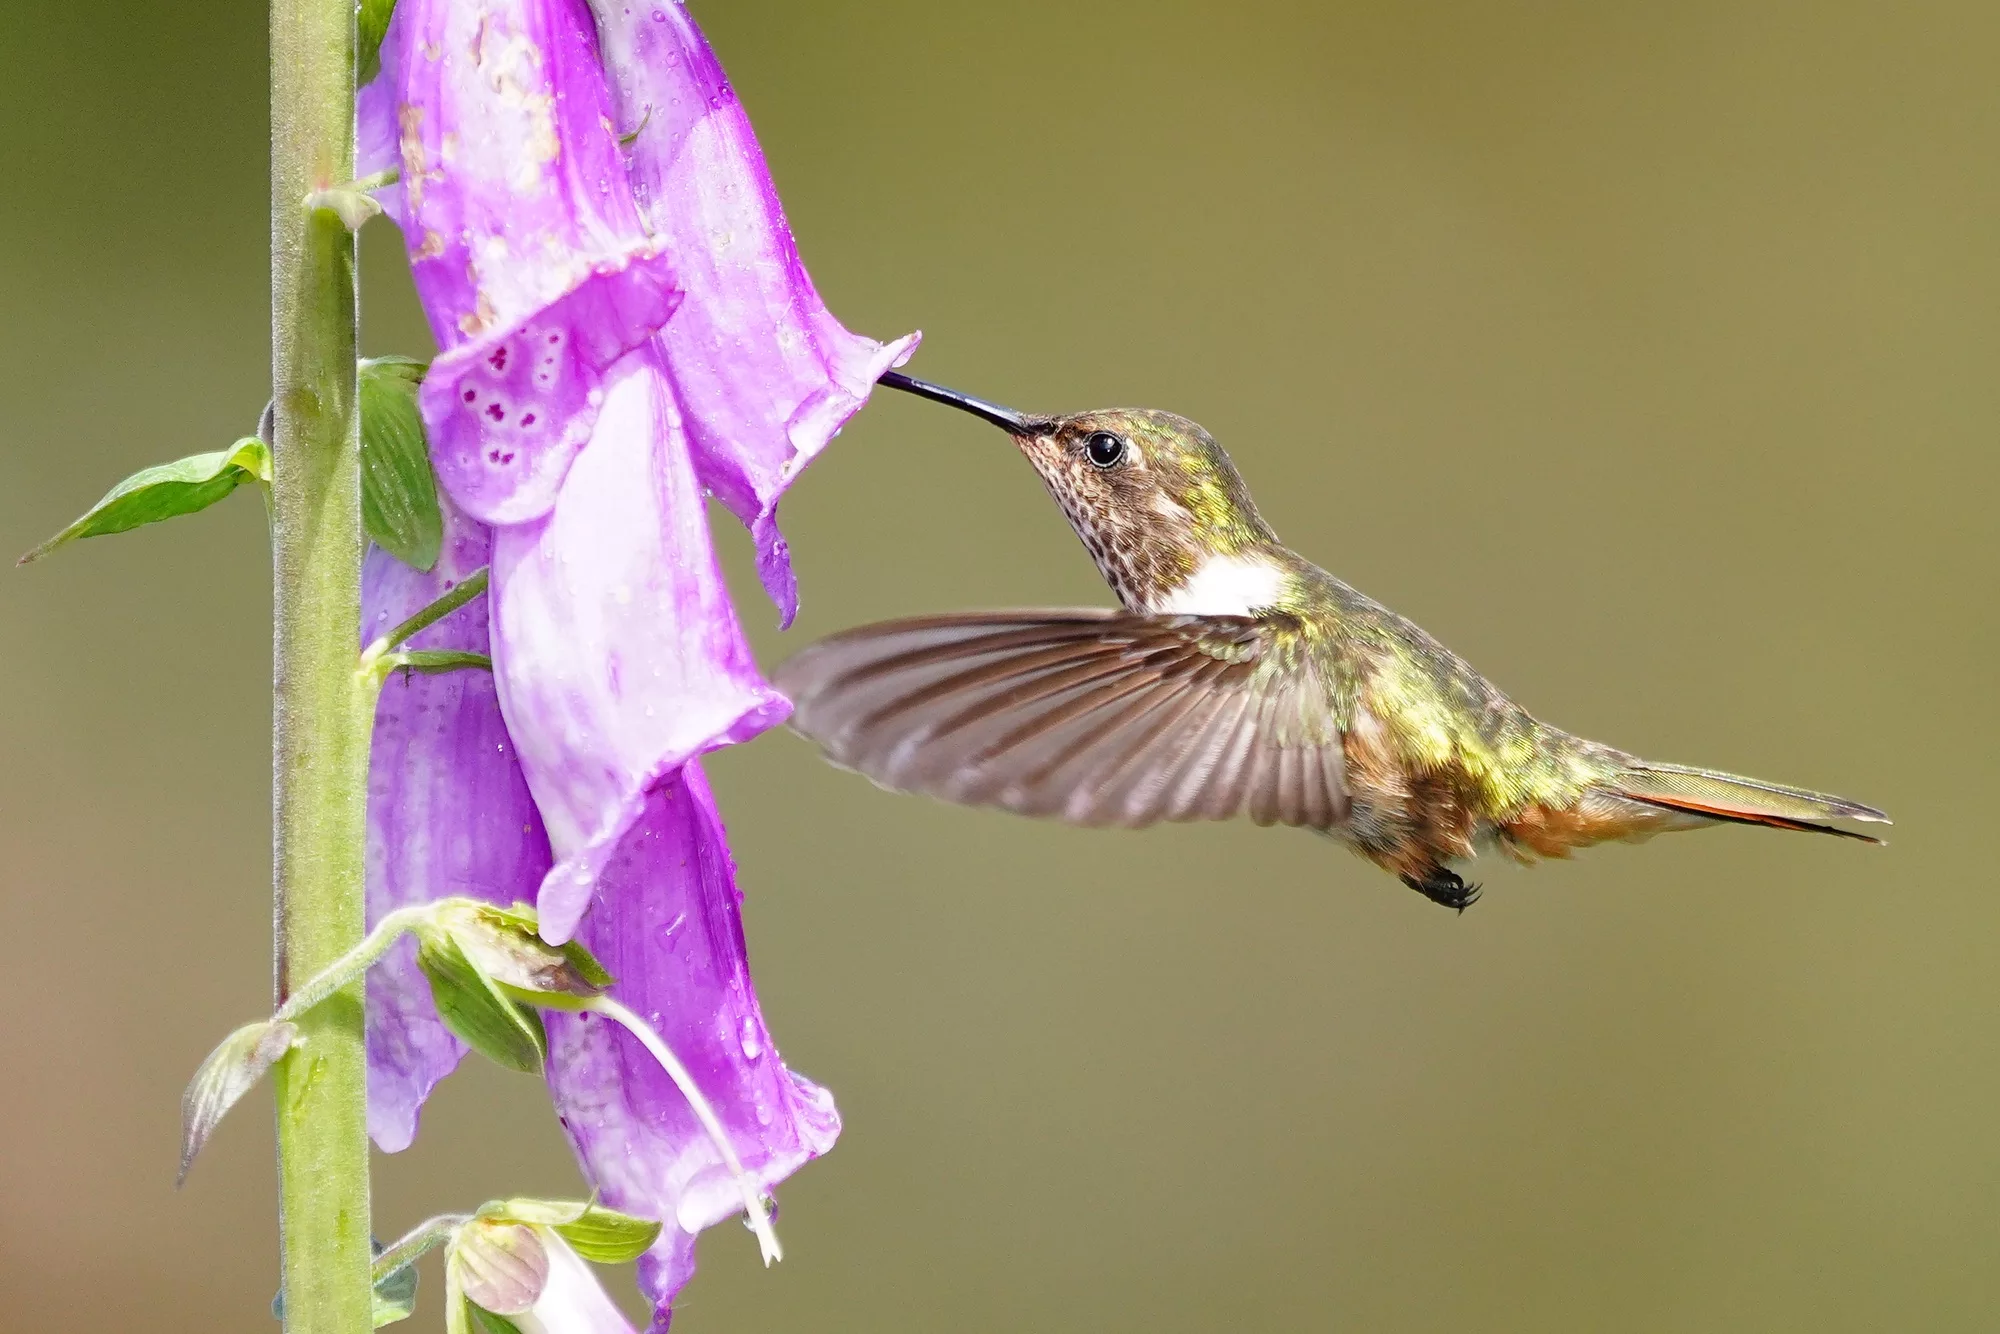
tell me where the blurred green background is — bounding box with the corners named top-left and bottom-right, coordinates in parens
top-left (3, 1), bottom-right (1996, 1329)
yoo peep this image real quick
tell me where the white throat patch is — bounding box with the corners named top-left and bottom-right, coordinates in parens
top-left (1151, 553), bottom-right (1286, 616)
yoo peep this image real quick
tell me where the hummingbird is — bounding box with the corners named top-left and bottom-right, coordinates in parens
top-left (774, 371), bottom-right (1889, 911)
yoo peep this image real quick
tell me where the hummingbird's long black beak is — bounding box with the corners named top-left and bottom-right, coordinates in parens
top-left (878, 370), bottom-right (1040, 434)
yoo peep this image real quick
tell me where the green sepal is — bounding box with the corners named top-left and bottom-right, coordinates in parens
top-left (179, 1018), bottom-right (297, 1186)
top-left (416, 928), bottom-right (548, 1074)
top-left (444, 1251), bottom-right (472, 1334)
top-left (20, 437), bottom-right (269, 565)
top-left (372, 1256), bottom-right (420, 1328)
top-left (359, 0), bottom-right (399, 84)
top-left (495, 1199), bottom-right (662, 1265)
top-left (308, 187), bottom-right (386, 231)
top-left (469, 1311), bottom-right (525, 1334)
top-left (360, 356), bottom-right (443, 572)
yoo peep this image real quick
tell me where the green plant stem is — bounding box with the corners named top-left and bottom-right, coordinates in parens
top-left (269, 0), bottom-right (371, 1330)
top-left (375, 565), bottom-right (490, 651)
top-left (273, 906), bottom-right (427, 1025)
top-left (372, 1214), bottom-right (472, 1285)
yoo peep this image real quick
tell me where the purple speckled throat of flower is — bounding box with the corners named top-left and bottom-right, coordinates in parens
top-left (356, 0), bottom-right (917, 1325)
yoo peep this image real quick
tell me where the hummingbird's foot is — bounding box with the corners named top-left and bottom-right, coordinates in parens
top-left (1402, 867), bottom-right (1482, 913)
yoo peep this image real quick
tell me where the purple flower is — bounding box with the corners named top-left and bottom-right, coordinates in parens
top-left (362, 498), bottom-right (552, 1152)
top-left (387, 0), bottom-right (678, 526)
top-left (488, 343), bottom-right (786, 946)
top-left (589, 0), bottom-right (919, 624)
top-left (545, 761), bottom-right (839, 1324)
top-left (358, 0), bottom-right (915, 1321)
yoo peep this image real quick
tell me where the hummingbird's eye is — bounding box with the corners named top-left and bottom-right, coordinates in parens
top-left (1084, 431), bottom-right (1126, 468)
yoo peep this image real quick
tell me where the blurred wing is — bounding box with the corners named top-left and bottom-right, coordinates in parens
top-left (775, 610), bottom-right (1349, 829)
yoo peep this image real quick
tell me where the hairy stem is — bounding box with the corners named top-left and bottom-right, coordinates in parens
top-left (273, 906), bottom-right (427, 1025)
top-left (372, 1214), bottom-right (472, 1285)
top-left (269, 0), bottom-right (371, 1329)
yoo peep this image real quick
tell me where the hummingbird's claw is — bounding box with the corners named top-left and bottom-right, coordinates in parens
top-left (1403, 868), bottom-right (1481, 913)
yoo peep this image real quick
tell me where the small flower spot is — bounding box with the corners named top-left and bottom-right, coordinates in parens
top-left (520, 413), bottom-right (537, 426)
top-left (463, 389), bottom-right (478, 403)
top-left (487, 403), bottom-right (507, 422)
top-left (488, 345), bottom-right (510, 373)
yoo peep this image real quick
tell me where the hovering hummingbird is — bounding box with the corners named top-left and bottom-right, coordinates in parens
top-left (775, 371), bottom-right (1888, 911)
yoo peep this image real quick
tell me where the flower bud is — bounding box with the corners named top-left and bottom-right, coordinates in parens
top-left (453, 1219), bottom-right (549, 1317)
top-left (410, 898), bottom-right (614, 1075)
top-left (435, 901), bottom-right (611, 1008)
top-left (448, 1211), bottom-right (644, 1334)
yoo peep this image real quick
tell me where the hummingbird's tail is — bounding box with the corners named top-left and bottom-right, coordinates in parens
top-left (1610, 761), bottom-right (1890, 843)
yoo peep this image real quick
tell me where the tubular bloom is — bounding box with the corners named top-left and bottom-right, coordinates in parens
top-left (362, 499), bottom-right (552, 1152)
top-left (358, 0), bottom-right (916, 1324)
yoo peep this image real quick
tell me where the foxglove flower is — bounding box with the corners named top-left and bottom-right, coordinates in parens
top-left (544, 761), bottom-right (840, 1316)
top-left (589, 0), bottom-right (920, 623)
top-left (358, 0), bottom-right (915, 1323)
top-left (390, 0), bottom-right (678, 526)
top-left (490, 341), bottom-right (833, 1326)
top-left (362, 499), bottom-right (552, 1152)
top-left (488, 344), bottom-right (786, 946)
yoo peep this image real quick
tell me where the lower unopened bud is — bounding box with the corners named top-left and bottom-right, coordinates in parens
top-left (450, 1217), bottom-right (640, 1334)
top-left (453, 1220), bottom-right (549, 1317)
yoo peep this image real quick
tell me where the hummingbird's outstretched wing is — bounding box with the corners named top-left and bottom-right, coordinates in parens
top-left (775, 611), bottom-right (1349, 830)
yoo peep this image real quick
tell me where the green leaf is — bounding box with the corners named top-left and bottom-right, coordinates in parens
top-left (469, 1311), bottom-right (525, 1334)
top-left (372, 1257), bottom-right (420, 1328)
top-left (361, 356), bottom-right (442, 571)
top-left (180, 1018), bottom-right (298, 1186)
top-left (358, 0), bottom-right (399, 85)
top-left (417, 929), bottom-right (548, 1074)
top-left (20, 437), bottom-right (269, 565)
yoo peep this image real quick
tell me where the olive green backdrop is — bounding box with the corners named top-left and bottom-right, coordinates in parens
top-left (3, 2), bottom-right (1994, 1329)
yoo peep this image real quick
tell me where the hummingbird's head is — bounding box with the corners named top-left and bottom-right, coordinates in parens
top-left (878, 373), bottom-right (1278, 610)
